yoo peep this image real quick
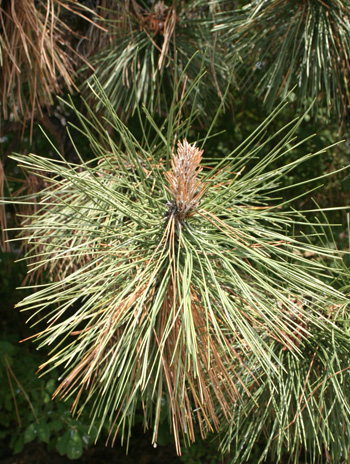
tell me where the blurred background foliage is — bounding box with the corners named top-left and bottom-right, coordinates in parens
top-left (1, 0), bottom-right (350, 463)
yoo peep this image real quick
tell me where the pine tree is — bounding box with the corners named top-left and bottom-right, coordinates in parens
top-left (2, 1), bottom-right (350, 463)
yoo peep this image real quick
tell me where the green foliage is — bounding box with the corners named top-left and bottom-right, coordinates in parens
top-left (83, 0), bottom-right (227, 119)
top-left (0, 253), bottom-right (26, 307)
top-left (0, 336), bottom-right (97, 459)
top-left (180, 433), bottom-right (230, 464)
top-left (221, 328), bottom-right (350, 463)
top-left (215, 0), bottom-right (350, 119)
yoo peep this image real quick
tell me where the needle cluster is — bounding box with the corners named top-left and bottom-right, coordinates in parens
top-left (11, 90), bottom-right (350, 462)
